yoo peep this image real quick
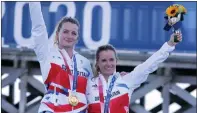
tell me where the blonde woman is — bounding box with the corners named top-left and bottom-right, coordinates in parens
top-left (29, 2), bottom-right (93, 113)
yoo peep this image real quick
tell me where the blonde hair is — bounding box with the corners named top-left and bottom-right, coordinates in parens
top-left (53, 17), bottom-right (80, 46)
top-left (93, 44), bottom-right (118, 78)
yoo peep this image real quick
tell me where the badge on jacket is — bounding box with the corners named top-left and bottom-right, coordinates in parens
top-left (62, 64), bottom-right (66, 70)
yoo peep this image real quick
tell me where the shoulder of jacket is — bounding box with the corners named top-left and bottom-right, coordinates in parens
top-left (75, 53), bottom-right (90, 63)
top-left (48, 48), bottom-right (59, 56)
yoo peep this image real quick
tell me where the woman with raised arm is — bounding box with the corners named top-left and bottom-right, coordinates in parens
top-left (29, 2), bottom-right (93, 113)
top-left (86, 33), bottom-right (182, 113)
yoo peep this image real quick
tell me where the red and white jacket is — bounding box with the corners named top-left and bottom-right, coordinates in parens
top-left (86, 42), bottom-right (175, 113)
top-left (29, 2), bottom-right (93, 113)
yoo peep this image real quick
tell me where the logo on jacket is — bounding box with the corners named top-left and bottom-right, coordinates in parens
top-left (62, 64), bottom-right (66, 70)
top-left (94, 90), bottom-right (120, 101)
top-left (91, 84), bottom-right (98, 90)
top-left (92, 84), bottom-right (98, 88)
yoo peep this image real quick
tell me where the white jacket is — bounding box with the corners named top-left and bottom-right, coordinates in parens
top-left (29, 2), bottom-right (93, 113)
top-left (86, 42), bottom-right (175, 113)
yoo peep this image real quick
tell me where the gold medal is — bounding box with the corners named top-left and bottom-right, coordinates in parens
top-left (68, 94), bottom-right (79, 106)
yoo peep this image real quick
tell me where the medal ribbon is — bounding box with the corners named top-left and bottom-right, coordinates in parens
top-left (72, 55), bottom-right (78, 92)
top-left (98, 77), bottom-right (104, 112)
top-left (98, 75), bottom-right (117, 113)
top-left (59, 51), bottom-right (78, 93)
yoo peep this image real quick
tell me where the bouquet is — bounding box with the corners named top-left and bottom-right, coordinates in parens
top-left (164, 4), bottom-right (187, 42)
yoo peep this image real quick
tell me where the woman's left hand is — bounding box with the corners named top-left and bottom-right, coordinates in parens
top-left (167, 32), bottom-right (182, 46)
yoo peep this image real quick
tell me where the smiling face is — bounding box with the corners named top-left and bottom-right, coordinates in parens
top-left (57, 22), bottom-right (79, 48)
top-left (97, 50), bottom-right (117, 76)
top-left (95, 44), bottom-right (118, 77)
top-left (54, 17), bottom-right (80, 49)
